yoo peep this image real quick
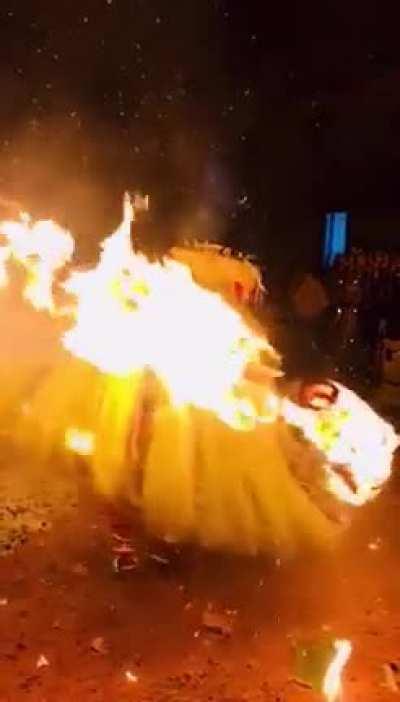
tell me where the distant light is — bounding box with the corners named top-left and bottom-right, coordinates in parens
top-left (323, 212), bottom-right (348, 268)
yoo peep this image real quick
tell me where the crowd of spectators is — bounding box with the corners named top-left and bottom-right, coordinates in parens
top-left (286, 248), bottom-right (400, 381)
top-left (327, 248), bottom-right (400, 347)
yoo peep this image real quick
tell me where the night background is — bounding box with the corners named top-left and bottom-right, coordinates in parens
top-left (1, 1), bottom-right (400, 280)
top-left (2, 6), bottom-right (400, 700)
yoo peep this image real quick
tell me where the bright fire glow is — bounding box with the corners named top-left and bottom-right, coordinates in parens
top-left (0, 194), bottom-right (396, 506)
top-left (322, 639), bottom-right (352, 702)
top-left (125, 670), bottom-right (139, 684)
top-left (281, 382), bottom-right (398, 506)
top-left (62, 194), bottom-right (279, 430)
top-left (0, 212), bottom-right (74, 312)
top-left (64, 427), bottom-right (95, 456)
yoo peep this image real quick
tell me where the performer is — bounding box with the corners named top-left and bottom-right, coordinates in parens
top-left (0, 200), bottom-right (395, 558)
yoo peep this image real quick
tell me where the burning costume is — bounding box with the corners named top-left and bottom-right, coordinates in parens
top-left (0, 201), bottom-right (397, 558)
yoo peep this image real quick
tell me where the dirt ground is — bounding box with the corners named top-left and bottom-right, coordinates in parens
top-left (0, 445), bottom-right (399, 702)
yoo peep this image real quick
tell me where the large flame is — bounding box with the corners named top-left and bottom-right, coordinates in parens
top-left (0, 212), bottom-right (74, 312)
top-left (0, 193), bottom-right (396, 514)
top-left (62, 195), bottom-right (279, 430)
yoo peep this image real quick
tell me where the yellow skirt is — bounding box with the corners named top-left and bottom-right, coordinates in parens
top-left (142, 405), bottom-right (337, 555)
top-left (10, 355), bottom-right (339, 556)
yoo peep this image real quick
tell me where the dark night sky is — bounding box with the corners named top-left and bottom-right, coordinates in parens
top-left (0, 1), bottom-right (400, 270)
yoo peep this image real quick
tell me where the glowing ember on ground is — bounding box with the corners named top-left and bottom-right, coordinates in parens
top-left (322, 639), bottom-right (352, 702)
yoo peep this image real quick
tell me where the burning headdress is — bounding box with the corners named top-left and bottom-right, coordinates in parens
top-left (0, 194), bottom-right (397, 556)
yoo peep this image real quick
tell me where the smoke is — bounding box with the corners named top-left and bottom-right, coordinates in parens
top-left (0, 195), bottom-right (23, 221)
top-left (0, 101), bottom-right (232, 259)
top-left (160, 135), bottom-right (236, 247)
top-left (172, 204), bottom-right (227, 246)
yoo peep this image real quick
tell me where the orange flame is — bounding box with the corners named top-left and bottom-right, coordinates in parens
top-left (0, 212), bottom-right (74, 312)
top-left (61, 194), bottom-right (279, 430)
top-left (0, 194), bottom-right (396, 507)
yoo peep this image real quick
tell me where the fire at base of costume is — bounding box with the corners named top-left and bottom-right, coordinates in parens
top-left (13, 354), bottom-right (338, 557)
top-left (0, 196), bottom-right (396, 558)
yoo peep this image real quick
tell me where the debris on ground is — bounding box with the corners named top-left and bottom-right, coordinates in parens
top-left (0, 453), bottom-right (79, 555)
top-left (112, 553), bottom-right (139, 572)
top-left (36, 654), bottom-right (50, 669)
top-left (90, 637), bottom-right (108, 655)
top-left (125, 670), bottom-right (139, 683)
top-left (382, 662), bottom-right (400, 692)
top-left (71, 562), bottom-right (89, 576)
top-left (0, 435), bottom-right (397, 701)
top-left (148, 553), bottom-right (170, 565)
top-left (201, 607), bottom-right (234, 638)
top-left (111, 533), bottom-right (140, 572)
top-left (113, 543), bottom-right (136, 555)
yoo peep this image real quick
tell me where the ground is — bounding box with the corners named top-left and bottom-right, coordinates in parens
top-left (0, 445), bottom-right (399, 702)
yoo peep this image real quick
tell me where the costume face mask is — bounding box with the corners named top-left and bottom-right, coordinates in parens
top-left (282, 380), bottom-right (398, 507)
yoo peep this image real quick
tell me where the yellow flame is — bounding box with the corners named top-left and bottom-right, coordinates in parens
top-left (0, 194), bottom-right (396, 509)
top-left (322, 639), bottom-right (352, 702)
top-left (0, 213), bottom-right (74, 312)
top-left (0, 245), bottom-right (10, 288)
top-left (281, 382), bottom-right (398, 506)
top-left (61, 194), bottom-right (279, 430)
top-left (65, 427), bottom-right (95, 456)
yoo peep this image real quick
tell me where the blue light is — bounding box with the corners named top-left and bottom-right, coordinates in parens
top-left (323, 212), bottom-right (348, 268)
